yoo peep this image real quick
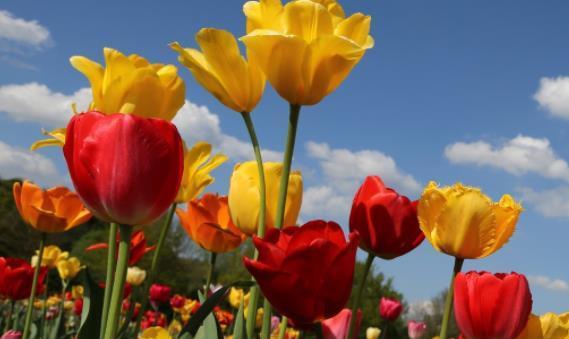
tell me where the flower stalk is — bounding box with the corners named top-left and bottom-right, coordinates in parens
top-left (440, 257), bottom-right (464, 339)
top-left (100, 222), bottom-right (118, 338)
top-left (347, 252), bottom-right (375, 339)
top-left (22, 232), bottom-right (45, 339)
top-left (205, 252), bottom-right (217, 294)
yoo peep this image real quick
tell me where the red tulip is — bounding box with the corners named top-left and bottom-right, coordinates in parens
top-left (73, 298), bottom-right (83, 316)
top-left (0, 258), bottom-right (47, 300)
top-left (149, 284), bottom-right (171, 304)
top-left (379, 297), bottom-right (402, 321)
top-left (63, 111), bottom-right (184, 226)
top-left (86, 230), bottom-right (155, 266)
top-left (170, 294), bottom-right (185, 309)
top-left (322, 308), bottom-right (362, 339)
top-left (350, 176), bottom-right (424, 259)
top-left (1, 330), bottom-right (22, 339)
top-left (408, 320), bottom-right (427, 339)
top-left (243, 220), bottom-right (359, 326)
top-left (454, 271), bottom-right (532, 339)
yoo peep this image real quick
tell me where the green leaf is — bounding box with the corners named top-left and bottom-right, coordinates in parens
top-left (77, 268), bottom-right (104, 339)
top-left (232, 294), bottom-right (247, 339)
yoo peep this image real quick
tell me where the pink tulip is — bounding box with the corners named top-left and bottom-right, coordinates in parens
top-left (379, 297), bottom-right (402, 321)
top-left (1, 331), bottom-right (22, 339)
top-left (408, 320), bottom-right (427, 339)
top-left (322, 308), bottom-right (362, 339)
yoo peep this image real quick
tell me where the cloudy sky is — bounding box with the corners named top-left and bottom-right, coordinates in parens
top-left (1, 0), bottom-right (569, 315)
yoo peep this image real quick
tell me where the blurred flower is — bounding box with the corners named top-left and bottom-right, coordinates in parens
top-left (170, 294), bottom-right (185, 309)
top-left (418, 182), bottom-right (522, 259)
top-left (408, 320), bottom-right (427, 339)
top-left (140, 326), bottom-right (172, 339)
top-left (126, 266), bottom-right (147, 286)
top-left (271, 316), bottom-right (280, 333)
top-left (215, 307), bottom-right (235, 330)
top-left (350, 176), bottom-right (424, 259)
top-left (46, 295), bottom-right (62, 307)
top-left (86, 230), bottom-right (156, 266)
top-left (149, 284), bottom-right (171, 304)
top-left (176, 141), bottom-right (227, 203)
top-left (13, 181), bottom-right (91, 233)
top-left (63, 111), bottom-right (184, 226)
top-left (322, 308), bottom-right (362, 339)
top-left (366, 327), bottom-right (381, 339)
top-left (73, 298), bottom-right (83, 316)
top-left (171, 28), bottom-right (265, 113)
top-left (0, 258), bottom-right (47, 300)
top-left (56, 257), bottom-right (81, 281)
top-left (242, 0), bottom-right (373, 105)
top-left (454, 271), bottom-right (532, 339)
top-left (244, 220), bottom-right (358, 326)
top-left (379, 297), bottom-right (402, 322)
top-left (228, 287), bottom-right (250, 309)
top-left (141, 311), bottom-right (167, 330)
top-left (517, 312), bottom-right (569, 339)
top-left (229, 161), bottom-right (303, 235)
top-left (177, 193), bottom-right (245, 253)
top-left (0, 330), bottom-right (22, 339)
top-left (71, 285), bottom-right (84, 299)
top-left (32, 245), bottom-right (68, 269)
top-left (64, 300), bottom-right (74, 311)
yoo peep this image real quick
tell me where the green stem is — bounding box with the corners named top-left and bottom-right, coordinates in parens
top-left (4, 300), bottom-right (14, 332)
top-left (100, 222), bottom-right (118, 339)
top-left (275, 104), bottom-right (301, 229)
top-left (205, 252), bottom-right (217, 294)
top-left (246, 287), bottom-right (260, 338)
top-left (347, 252), bottom-right (375, 339)
top-left (277, 316), bottom-right (288, 339)
top-left (133, 203), bottom-right (176, 336)
top-left (314, 322), bottom-right (324, 339)
top-left (380, 323), bottom-right (388, 339)
top-left (440, 257), bottom-right (464, 339)
top-left (23, 232), bottom-right (45, 339)
top-left (103, 225), bottom-right (132, 339)
top-left (40, 276), bottom-right (49, 339)
top-left (260, 299), bottom-right (272, 339)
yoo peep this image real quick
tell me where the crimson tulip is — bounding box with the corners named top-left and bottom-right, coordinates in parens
top-left (379, 297), bottom-right (402, 321)
top-left (243, 220), bottom-right (359, 326)
top-left (454, 271), bottom-right (532, 339)
top-left (170, 294), bottom-right (185, 309)
top-left (74, 298), bottom-right (83, 316)
top-left (86, 230), bottom-right (155, 266)
top-left (322, 308), bottom-right (362, 339)
top-left (149, 284), bottom-right (171, 304)
top-left (63, 111), bottom-right (184, 226)
top-left (0, 258), bottom-right (47, 300)
top-left (350, 176), bottom-right (424, 259)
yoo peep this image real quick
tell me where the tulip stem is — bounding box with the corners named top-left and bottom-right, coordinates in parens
top-left (23, 232), bottom-right (45, 339)
top-left (277, 317), bottom-right (288, 339)
top-left (347, 252), bottom-right (375, 339)
top-left (133, 203), bottom-right (176, 336)
top-left (100, 222), bottom-right (118, 339)
top-left (260, 299), bottom-right (272, 339)
top-left (205, 252), bottom-right (217, 294)
top-left (5, 300), bottom-right (14, 332)
top-left (103, 224), bottom-right (132, 339)
top-left (440, 257), bottom-right (464, 339)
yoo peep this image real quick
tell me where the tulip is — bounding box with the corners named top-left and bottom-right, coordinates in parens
top-left (149, 284), bottom-right (171, 304)
top-left (32, 245), bottom-right (68, 269)
top-left (243, 220), bottom-right (359, 326)
top-left (242, 0), bottom-right (374, 106)
top-left (454, 271), bottom-right (532, 339)
top-left (0, 258), bottom-right (47, 300)
top-left (322, 308), bottom-right (362, 339)
top-left (140, 327), bottom-right (171, 339)
top-left (418, 181), bottom-right (522, 259)
top-left (229, 161), bottom-right (303, 235)
top-left (171, 28), bottom-right (265, 113)
top-left (170, 294), bottom-right (186, 309)
top-left (72, 285), bottom-right (83, 299)
top-left (0, 330), bottom-right (22, 339)
top-left (366, 327), bottom-right (381, 339)
top-left (177, 193), bottom-right (245, 253)
top-left (229, 287), bottom-right (250, 309)
top-left (126, 267), bottom-right (147, 286)
top-left (408, 320), bottom-right (427, 339)
top-left (73, 298), bottom-right (83, 316)
top-left (516, 312), bottom-right (569, 339)
top-left (86, 230), bottom-right (155, 266)
top-left (379, 297), bottom-right (402, 321)
top-left (63, 111), bottom-right (184, 226)
top-left (13, 181), bottom-right (92, 233)
top-left (176, 142), bottom-right (227, 203)
top-left (56, 257), bottom-right (81, 281)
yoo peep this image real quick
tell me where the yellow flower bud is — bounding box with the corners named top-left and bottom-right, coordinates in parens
top-left (71, 285), bottom-right (84, 299)
top-left (56, 257), bottom-right (81, 281)
top-left (126, 266), bottom-right (147, 286)
top-left (140, 327), bottom-right (172, 339)
top-left (33, 245), bottom-right (68, 269)
top-left (366, 327), bottom-right (381, 339)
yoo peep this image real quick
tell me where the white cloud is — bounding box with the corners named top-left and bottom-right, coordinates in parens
top-left (0, 140), bottom-right (61, 185)
top-left (406, 300), bottom-right (435, 320)
top-left (0, 82), bottom-right (91, 126)
top-left (445, 135), bottom-right (569, 181)
top-left (534, 77), bottom-right (569, 119)
top-left (528, 275), bottom-right (569, 292)
top-left (173, 100), bottom-right (282, 162)
top-left (519, 186), bottom-right (569, 218)
top-left (0, 10), bottom-right (50, 46)
top-left (302, 142), bottom-right (421, 220)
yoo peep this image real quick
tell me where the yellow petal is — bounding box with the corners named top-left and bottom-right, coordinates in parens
top-left (417, 181), bottom-right (448, 252)
top-left (335, 13), bottom-right (374, 49)
top-left (486, 194), bottom-right (522, 256)
top-left (283, 0), bottom-right (334, 43)
top-left (243, 0), bottom-right (284, 33)
top-left (69, 56), bottom-right (104, 108)
top-left (140, 327), bottom-right (172, 339)
top-left (156, 65), bottom-right (186, 121)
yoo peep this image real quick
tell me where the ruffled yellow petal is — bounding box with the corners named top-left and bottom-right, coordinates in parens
top-left (516, 314), bottom-right (543, 339)
top-left (486, 194), bottom-right (522, 256)
top-left (140, 327), bottom-right (172, 339)
top-left (417, 181), bottom-right (448, 251)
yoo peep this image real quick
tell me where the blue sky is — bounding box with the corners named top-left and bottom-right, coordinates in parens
top-left (1, 0), bottom-right (569, 316)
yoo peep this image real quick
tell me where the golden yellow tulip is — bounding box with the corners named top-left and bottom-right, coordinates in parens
top-left (517, 312), bottom-right (569, 339)
top-left (366, 327), bottom-right (381, 339)
top-left (71, 285), bottom-right (84, 299)
top-left (32, 245), bottom-right (68, 269)
top-left (417, 181), bottom-right (522, 259)
top-left (126, 266), bottom-right (147, 286)
top-left (171, 28), bottom-right (265, 113)
top-left (56, 257), bottom-right (81, 281)
top-left (176, 142), bottom-right (227, 203)
top-left (228, 161), bottom-right (303, 235)
top-left (228, 287), bottom-right (251, 309)
top-left (46, 295), bottom-right (62, 307)
top-left (241, 0), bottom-right (374, 105)
top-left (140, 327), bottom-right (172, 339)
top-left (13, 181), bottom-right (92, 233)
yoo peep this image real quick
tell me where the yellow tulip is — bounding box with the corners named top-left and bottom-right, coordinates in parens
top-left (517, 312), bottom-right (569, 339)
top-left (126, 266), bottom-right (147, 286)
top-left (64, 300), bottom-right (74, 311)
top-left (56, 257), bottom-right (81, 281)
top-left (176, 142), bottom-right (228, 203)
top-left (171, 28), bottom-right (265, 113)
top-left (228, 161), bottom-right (303, 235)
top-left (228, 288), bottom-right (251, 309)
top-left (241, 0), bottom-right (374, 105)
top-left (32, 245), bottom-right (68, 269)
top-left (140, 327), bottom-right (172, 339)
top-left (366, 327), bottom-right (381, 339)
top-left (418, 181), bottom-right (522, 259)
top-left (71, 285), bottom-right (84, 299)
top-left (46, 295), bottom-right (62, 307)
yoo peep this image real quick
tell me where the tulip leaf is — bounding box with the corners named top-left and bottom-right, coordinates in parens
top-left (116, 299), bottom-right (135, 339)
top-left (232, 294), bottom-right (247, 339)
top-left (180, 281), bottom-right (254, 337)
top-left (77, 268), bottom-right (104, 339)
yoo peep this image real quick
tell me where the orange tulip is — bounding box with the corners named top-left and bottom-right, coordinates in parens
top-left (176, 193), bottom-right (245, 253)
top-left (13, 181), bottom-right (92, 233)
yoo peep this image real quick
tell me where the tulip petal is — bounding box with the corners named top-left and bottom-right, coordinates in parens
top-left (283, 0), bottom-right (334, 43)
top-left (487, 194), bottom-right (522, 255)
top-left (335, 13), bottom-right (374, 49)
top-left (243, 0), bottom-right (284, 33)
top-left (70, 56), bottom-right (105, 108)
